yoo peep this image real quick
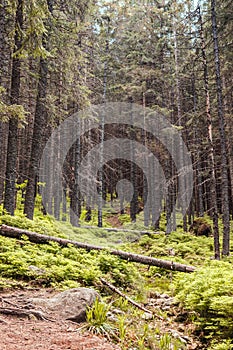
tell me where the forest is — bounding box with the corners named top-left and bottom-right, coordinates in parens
top-left (0, 0), bottom-right (233, 349)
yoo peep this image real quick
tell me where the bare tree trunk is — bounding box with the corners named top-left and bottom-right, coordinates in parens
top-left (0, 1), bottom-right (12, 204)
top-left (70, 134), bottom-right (81, 227)
top-left (97, 118), bottom-right (104, 227)
top-left (85, 120), bottom-right (92, 222)
top-left (3, 0), bottom-right (23, 215)
top-left (52, 131), bottom-right (62, 221)
top-left (23, 55), bottom-right (49, 219)
top-left (24, 0), bottom-right (53, 219)
top-left (173, 22), bottom-right (187, 232)
top-left (211, 0), bottom-right (230, 256)
top-left (198, 5), bottom-right (220, 259)
top-left (0, 124), bottom-right (8, 204)
top-left (170, 87), bottom-right (177, 231)
top-left (62, 185), bottom-right (67, 222)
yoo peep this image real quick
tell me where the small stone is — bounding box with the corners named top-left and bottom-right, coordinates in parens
top-left (28, 265), bottom-right (46, 275)
top-left (142, 312), bottom-right (153, 320)
top-left (107, 313), bottom-right (118, 322)
top-left (170, 330), bottom-right (188, 344)
top-left (111, 308), bottom-right (125, 315)
top-left (168, 248), bottom-right (176, 256)
top-left (160, 293), bottom-right (169, 299)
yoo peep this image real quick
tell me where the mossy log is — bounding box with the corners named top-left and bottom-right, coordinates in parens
top-left (0, 224), bottom-right (195, 273)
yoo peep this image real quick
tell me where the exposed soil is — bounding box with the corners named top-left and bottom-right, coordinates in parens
top-left (0, 287), bottom-right (202, 350)
top-left (106, 215), bottom-right (123, 228)
top-left (0, 288), bottom-right (120, 350)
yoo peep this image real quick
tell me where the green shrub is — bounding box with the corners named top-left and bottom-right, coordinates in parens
top-left (209, 339), bottom-right (233, 350)
top-left (173, 261), bottom-right (233, 341)
top-left (85, 298), bottom-right (116, 337)
top-left (98, 253), bottom-right (141, 287)
top-left (86, 297), bottom-right (109, 328)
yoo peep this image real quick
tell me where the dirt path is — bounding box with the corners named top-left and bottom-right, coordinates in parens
top-left (0, 289), bottom-right (120, 350)
top-left (0, 287), bottom-right (201, 350)
top-left (0, 317), bottom-right (120, 350)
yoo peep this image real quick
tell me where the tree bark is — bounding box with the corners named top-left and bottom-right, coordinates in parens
top-left (173, 20), bottom-right (187, 232)
top-left (198, 5), bottom-right (220, 259)
top-left (70, 133), bottom-right (81, 226)
top-left (129, 102), bottom-right (138, 223)
top-left (0, 1), bottom-right (12, 204)
top-left (24, 0), bottom-right (53, 219)
top-left (211, 0), bottom-right (230, 256)
top-left (3, 0), bottom-right (23, 215)
top-left (0, 224), bottom-right (195, 273)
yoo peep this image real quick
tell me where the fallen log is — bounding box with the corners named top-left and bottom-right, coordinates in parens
top-left (0, 224), bottom-right (195, 273)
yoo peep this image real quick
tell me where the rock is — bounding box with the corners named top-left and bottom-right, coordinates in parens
top-left (30, 288), bottom-right (99, 323)
top-left (107, 308), bottom-right (125, 322)
top-left (142, 312), bottom-right (153, 320)
top-left (167, 248), bottom-right (176, 256)
top-left (170, 330), bottom-right (190, 344)
top-left (106, 312), bottom-right (118, 322)
top-left (160, 293), bottom-right (169, 299)
top-left (28, 265), bottom-right (46, 275)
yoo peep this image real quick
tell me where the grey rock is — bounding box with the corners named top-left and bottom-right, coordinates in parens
top-left (142, 312), bottom-right (153, 320)
top-left (28, 265), bottom-right (46, 275)
top-left (30, 288), bottom-right (99, 323)
top-left (160, 293), bottom-right (169, 299)
top-left (170, 330), bottom-right (189, 344)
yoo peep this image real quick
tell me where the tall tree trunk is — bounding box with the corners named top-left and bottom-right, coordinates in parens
top-left (85, 121), bottom-right (92, 222)
top-left (211, 0), bottom-right (230, 256)
top-left (0, 123), bottom-right (8, 204)
top-left (3, 0), bottom-right (23, 215)
top-left (170, 86), bottom-right (177, 231)
top-left (0, 1), bottom-right (12, 204)
top-left (98, 17), bottom-right (110, 227)
top-left (53, 133), bottom-right (61, 220)
top-left (198, 5), bottom-right (220, 259)
top-left (70, 135), bottom-right (81, 227)
top-left (97, 116), bottom-right (104, 227)
top-left (129, 101), bottom-right (137, 223)
top-left (24, 0), bottom-right (53, 219)
top-left (173, 22), bottom-right (187, 232)
top-left (23, 56), bottom-right (48, 219)
top-left (142, 94), bottom-right (150, 227)
top-left (62, 185), bottom-right (67, 221)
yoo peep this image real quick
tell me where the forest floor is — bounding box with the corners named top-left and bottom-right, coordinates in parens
top-left (0, 287), bottom-right (201, 350)
top-left (106, 215), bottom-right (123, 228)
top-left (0, 288), bottom-right (120, 350)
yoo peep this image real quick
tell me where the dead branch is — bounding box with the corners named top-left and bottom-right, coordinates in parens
top-left (100, 278), bottom-right (164, 320)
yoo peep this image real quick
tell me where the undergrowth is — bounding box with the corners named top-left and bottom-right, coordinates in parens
top-left (173, 261), bottom-right (233, 348)
top-left (0, 198), bottom-right (233, 349)
top-left (0, 234), bottom-right (141, 290)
